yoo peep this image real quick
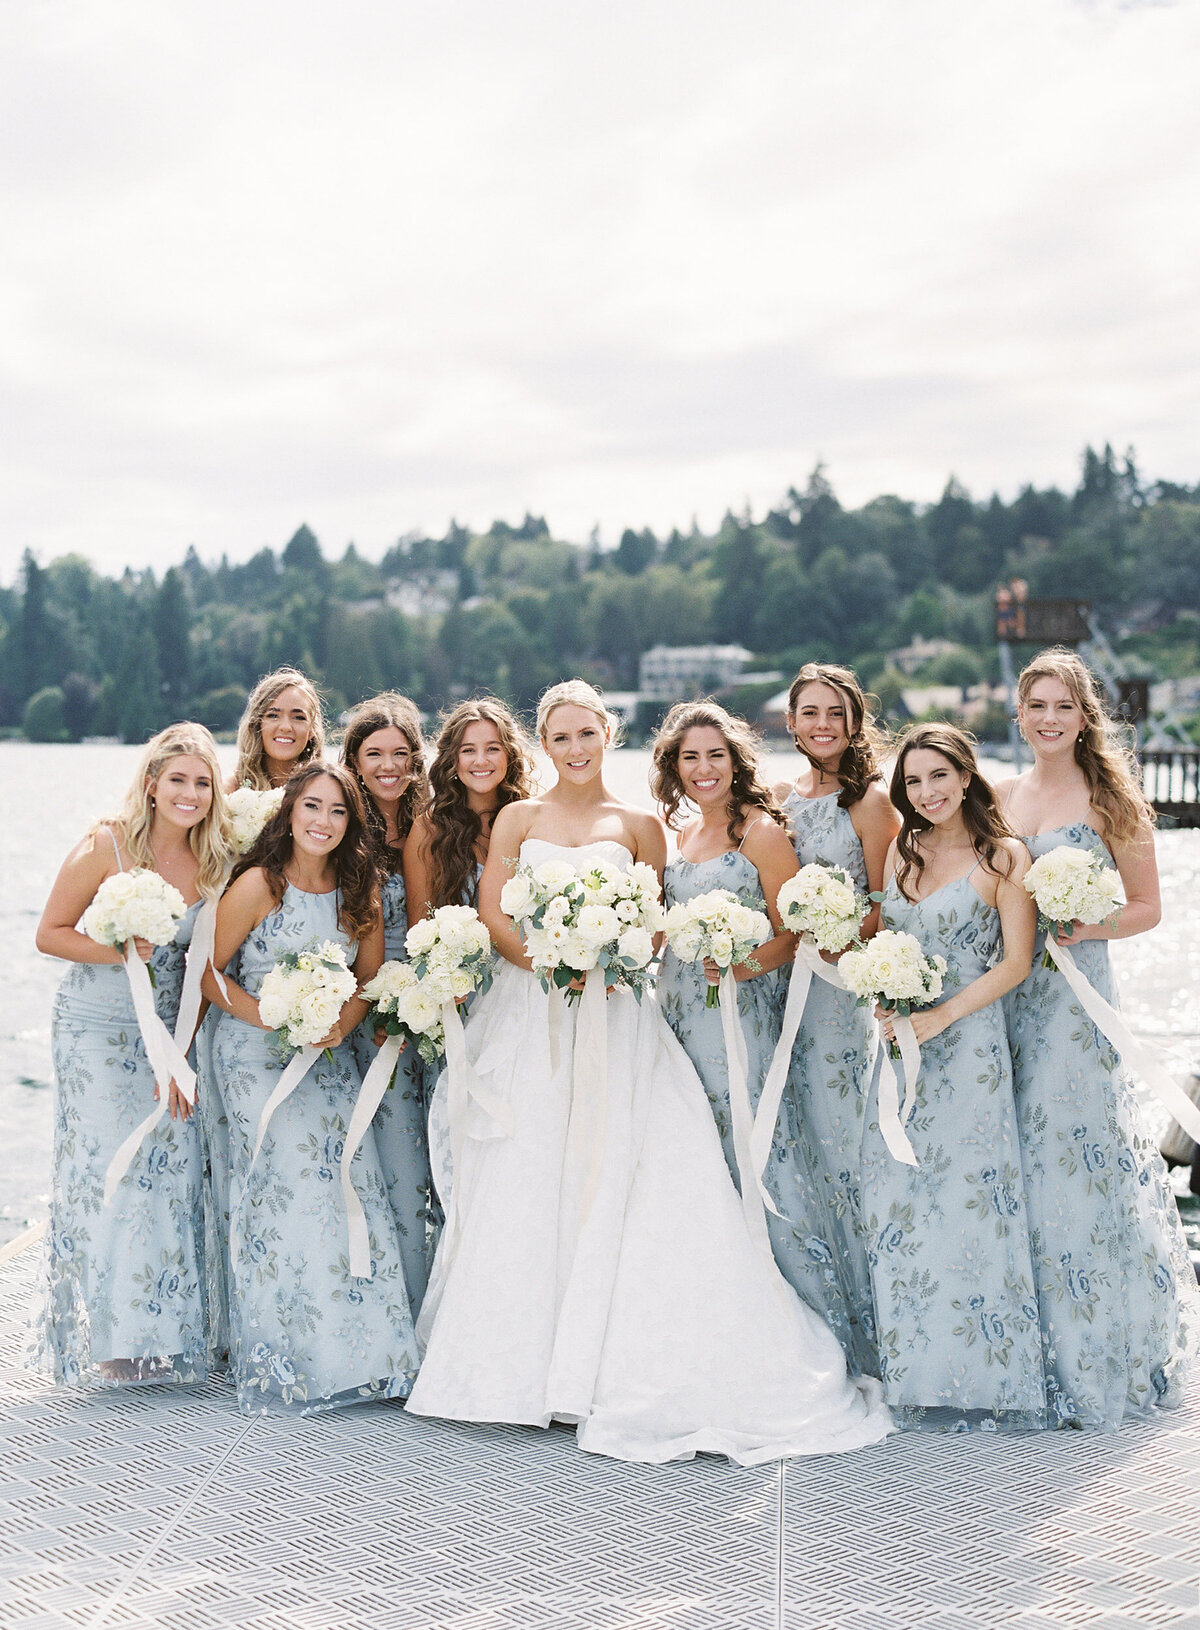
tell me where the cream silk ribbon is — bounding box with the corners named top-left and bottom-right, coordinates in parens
top-left (717, 967), bottom-right (782, 1266)
top-left (750, 941), bottom-right (851, 1180)
top-left (102, 902), bottom-right (212, 1204)
top-left (561, 970), bottom-right (609, 1243)
top-left (438, 997), bottom-right (516, 1263)
top-left (874, 1013), bottom-right (921, 1167)
top-left (250, 1045), bottom-right (323, 1165)
top-left (1044, 939), bottom-right (1200, 1145)
top-left (340, 1032), bottom-right (403, 1278)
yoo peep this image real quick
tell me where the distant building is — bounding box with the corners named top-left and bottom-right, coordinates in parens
top-left (638, 644), bottom-right (753, 700)
top-left (886, 636), bottom-right (962, 675)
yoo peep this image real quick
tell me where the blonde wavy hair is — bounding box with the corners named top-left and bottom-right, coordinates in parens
top-left (650, 699), bottom-right (784, 842)
top-left (1017, 648), bottom-right (1153, 845)
top-left (233, 667), bottom-right (326, 790)
top-left (98, 723), bottom-right (234, 901)
top-left (536, 679), bottom-right (623, 745)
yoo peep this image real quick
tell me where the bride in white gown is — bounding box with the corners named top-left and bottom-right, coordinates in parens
top-left (405, 681), bottom-right (892, 1465)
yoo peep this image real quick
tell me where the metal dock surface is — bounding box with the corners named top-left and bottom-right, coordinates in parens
top-left (1, 1234), bottom-right (1197, 1629)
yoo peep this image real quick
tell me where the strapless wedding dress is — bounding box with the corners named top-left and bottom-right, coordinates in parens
top-left (405, 839), bottom-right (892, 1464)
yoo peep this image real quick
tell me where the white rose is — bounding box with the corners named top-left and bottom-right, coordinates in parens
top-left (533, 859), bottom-right (579, 892)
top-left (576, 903), bottom-right (621, 946)
top-left (617, 926), bottom-right (653, 967)
top-left (500, 874), bottom-right (535, 920)
top-left (405, 918), bottom-right (438, 957)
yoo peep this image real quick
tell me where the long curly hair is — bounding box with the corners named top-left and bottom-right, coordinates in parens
top-left (233, 667), bottom-right (326, 790)
top-left (422, 697), bottom-right (536, 911)
top-left (786, 663), bottom-right (888, 809)
top-left (97, 723), bottom-right (234, 901)
top-left (890, 723), bottom-right (1017, 901)
top-left (1017, 648), bottom-right (1153, 845)
top-left (339, 692), bottom-right (427, 873)
top-left (650, 699), bottom-right (785, 843)
top-left (231, 762), bottom-right (379, 943)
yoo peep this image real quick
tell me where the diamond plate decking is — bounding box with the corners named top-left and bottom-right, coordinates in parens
top-left (1, 1231), bottom-right (1197, 1630)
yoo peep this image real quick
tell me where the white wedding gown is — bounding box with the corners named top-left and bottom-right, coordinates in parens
top-left (405, 840), bottom-right (893, 1465)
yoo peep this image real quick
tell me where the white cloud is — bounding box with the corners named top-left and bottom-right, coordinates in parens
top-left (1, 0), bottom-right (1198, 575)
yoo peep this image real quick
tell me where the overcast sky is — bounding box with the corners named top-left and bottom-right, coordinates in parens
top-left (2, 0), bottom-right (1197, 579)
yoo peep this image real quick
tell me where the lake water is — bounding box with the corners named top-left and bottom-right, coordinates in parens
top-left (3, 743), bottom-right (1198, 1246)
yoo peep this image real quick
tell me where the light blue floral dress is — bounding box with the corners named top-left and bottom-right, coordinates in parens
top-left (658, 850), bottom-right (860, 1356)
top-left (782, 789), bottom-right (879, 1375)
top-left (349, 868), bottom-right (435, 1312)
top-left (1005, 823), bottom-right (1199, 1427)
top-left (34, 869), bottom-right (208, 1388)
top-left (211, 884), bottom-right (419, 1414)
top-left (861, 871), bottom-right (1046, 1430)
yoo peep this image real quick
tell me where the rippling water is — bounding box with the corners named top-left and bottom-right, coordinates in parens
top-left (3, 743), bottom-right (1197, 1246)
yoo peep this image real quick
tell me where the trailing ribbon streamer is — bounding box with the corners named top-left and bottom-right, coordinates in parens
top-left (102, 909), bottom-right (210, 1204)
top-left (340, 1032), bottom-right (403, 1278)
top-left (875, 1013), bottom-right (920, 1167)
top-left (561, 970), bottom-right (609, 1243)
top-left (1044, 939), bottom-right (1200, 1145)
top-left (750, 941), bottom-right (848, 1179)
top-left (717, 968), bottom-right (782, 1265)
top-left (250, 1045), bottom-right (322, 1165)
top-left (440, 998), bottom-right (515, 1257)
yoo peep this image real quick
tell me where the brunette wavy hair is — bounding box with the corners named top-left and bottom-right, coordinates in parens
top-left (787, 663), bottom-right (889, 809)
top-left (231, 762), bottom-right (379, 943)
top-left (650, 699), bottom-right (785, 843)
top-left (339, 692), bottom-right (427, 872)
top-left (890, 722), bottom-right (1018, 902)
top-left (1017, 648), bottom-right (1153, 845)
top-left (232, 667), bottom-right (326, 790)
top-left (421, 697), bottom-right (535, 911)
top-left (97, 723), bottom-right (234, 901)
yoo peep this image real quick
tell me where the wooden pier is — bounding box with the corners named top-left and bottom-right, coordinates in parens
top-left (1140, 747), bottom-right (1200, 827)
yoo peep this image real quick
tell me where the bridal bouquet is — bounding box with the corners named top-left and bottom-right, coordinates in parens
top-left (1023, 845), bottom-right (1123, 966)
top-left (227, 786), bottom-right (286, 853)
top-left (839, 930), bottom-right (948, 1048)
top-left (257, 940), bottom-right (358, 1056)
top-left (361, 905), bottom-right (494, 1066)
top-left (664, 887), bottom-right (771, 1008)
top-left (776, 863), bottom-right (866, 955)
top-left (83, 868), bottom-right (187, 984)
top-left (500, 856), bottom-right (664, 1000)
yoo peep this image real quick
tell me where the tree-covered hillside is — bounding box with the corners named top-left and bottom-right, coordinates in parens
top-left (4, 444), bottom-right (1199, 742)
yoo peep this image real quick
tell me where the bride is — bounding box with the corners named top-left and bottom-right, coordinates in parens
top-left (405, 680), bottom-right (892, 1464)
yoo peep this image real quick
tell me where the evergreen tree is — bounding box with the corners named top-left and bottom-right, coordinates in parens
top-left (153, 567), bottom-right (192, 713)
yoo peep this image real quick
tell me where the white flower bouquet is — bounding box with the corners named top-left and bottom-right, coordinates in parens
top-left (83, 868), bottom-right (187, 984)
top-left (360, 905), bottom-right (494, 1066)
top-left (839, 929), bottom-right (948, 1051)
top-left (500, 855), bottom-right (665, 1001)
top-left (776, 862), bottom-right (866, 955)
top-left (664, 887), bottom-right (771, 1008)
top-left (1023, 844), bottom-right (1123, 966)
top-left (257, 939), bottom-right (358, 1056)
top-left (227, 786), bottom-right (286, 854)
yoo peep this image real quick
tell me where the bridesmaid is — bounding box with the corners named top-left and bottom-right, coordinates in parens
top-left (203, 763), bottom-right (419, 1413)
top-left (340, 693), bottom-right (434, 1310)
top-left (225, 666), bottom-right (325, 792)
top-left (403, 697), bottom-right (535, 924)
top-left (33, 724), bottom-right (233, 1387)
top-left (861, 723), bottom-right (1046, 1430)
top-left (773, 663), bottom-right (898, 1375)
top-left (997, 648), bottom-right (1198, 1426)
top-left (652, 701), bottom-right (858, 1351)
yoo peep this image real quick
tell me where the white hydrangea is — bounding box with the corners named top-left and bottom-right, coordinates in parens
top-left (839, 930), bottom-right (948, 1015)
top-left (257, 940), bottom-right (358, 1052)
top-left (1024, 845), bottom-right (1123, 937)
top-left (227, 787), bottom-right (285, 854)
top-left (777, 863), bottom-right (866, 954)
top-left (82, 867), bottom-right (188, 950)
top-left (362, 905), bottom-right (494, 1066)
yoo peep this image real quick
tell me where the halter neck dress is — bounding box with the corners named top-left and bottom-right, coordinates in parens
top-left (34, 835), bottom-right (207, 1388)
top-left (210, 883), bottom-right (420, 1413)
top-left (860, 869), bottom-right (1046, 1430)
top-left (780, 788), bottom-right (880, 1375)
top-left (1005, 822), bottom-right (1198, 1425)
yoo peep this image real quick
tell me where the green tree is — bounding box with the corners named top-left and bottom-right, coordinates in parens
top-left (23, 685), bottom-right (68, 741)
top-left (153, 567), bottom-right (192, 712)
